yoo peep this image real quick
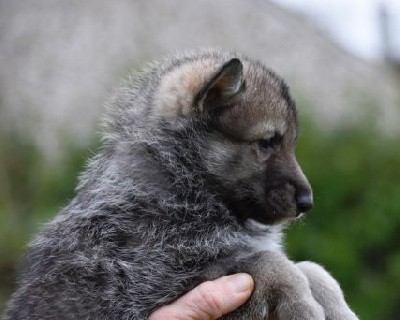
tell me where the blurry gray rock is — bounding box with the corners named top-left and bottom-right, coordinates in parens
top-left (1, 0), bottom-right (398, 158)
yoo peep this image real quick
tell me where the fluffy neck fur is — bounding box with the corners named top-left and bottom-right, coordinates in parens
top-left (73, 115), bottom-right (283, 256)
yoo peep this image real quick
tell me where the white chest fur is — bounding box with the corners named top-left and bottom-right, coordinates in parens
top-left (245, 219), bottom-right (284, 253)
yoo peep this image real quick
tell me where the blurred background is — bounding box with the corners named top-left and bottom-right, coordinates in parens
top-left (1, 0), bottom-right (399, 318)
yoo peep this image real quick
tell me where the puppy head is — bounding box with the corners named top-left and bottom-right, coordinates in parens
top-left (153, 54), bottom-right (313, 224)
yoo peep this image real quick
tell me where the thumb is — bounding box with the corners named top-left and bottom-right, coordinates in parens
top-left (149, 273), bottom-right (254, 320)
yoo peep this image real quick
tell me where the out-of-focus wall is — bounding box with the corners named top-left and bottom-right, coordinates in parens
top-left (1, 0), bottom-right (399, 158)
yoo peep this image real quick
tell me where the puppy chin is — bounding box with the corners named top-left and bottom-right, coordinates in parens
top-left (265, 213), bottom-right (296, 226)
top-left (263, 204), bottom-right (298, 225)
top-left (295, 212), bottom-right (306, 219)
top-left (227, 194), bottom-right (296, 225)
top-left (251, 207), bottom-right (296, 226)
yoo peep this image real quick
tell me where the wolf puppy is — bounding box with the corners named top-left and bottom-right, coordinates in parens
top-left (5, 51), bottom-right (358, 320)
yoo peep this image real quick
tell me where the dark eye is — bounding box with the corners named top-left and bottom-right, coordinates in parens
top-left (258, 133), bottom-right (282, 152)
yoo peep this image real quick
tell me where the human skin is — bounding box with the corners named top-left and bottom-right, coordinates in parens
top-left (149, 273), bottom-right (254, 320)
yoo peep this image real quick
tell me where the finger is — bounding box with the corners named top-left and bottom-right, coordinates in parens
top-left (149, 273), bottom-right (254, 320)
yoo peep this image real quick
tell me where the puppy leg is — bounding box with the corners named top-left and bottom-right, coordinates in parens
top-left (296, 261), bottom-right (358, 320)
top-left (207, 251), bottom-right (325, 320)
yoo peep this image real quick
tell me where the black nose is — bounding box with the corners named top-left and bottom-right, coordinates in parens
top-left (296, 193), bottom-right (313, 214)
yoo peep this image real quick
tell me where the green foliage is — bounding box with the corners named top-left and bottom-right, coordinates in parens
top-left (0, 132), bottom-right (97, 311)
top-left (288, 118), bottom-right (400, 320)
top-left (1, 117), bottom-right (399, 319)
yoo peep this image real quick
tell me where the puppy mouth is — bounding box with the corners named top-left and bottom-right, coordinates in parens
top-left (270, 199), bottom-right (312, 224)
top-left (242, 198), bottom-right (298, 225)
top-left (222, 184), bottom-right (302, 225)
top-left (262, 187), bottom-right (298, 222)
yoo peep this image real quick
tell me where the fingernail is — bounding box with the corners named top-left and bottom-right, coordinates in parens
top-left (226, 273), bottom-right (254, 293)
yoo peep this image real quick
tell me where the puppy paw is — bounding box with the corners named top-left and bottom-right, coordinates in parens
top-left (296, 261), bottom-right (359, 320)
top-left (276, 296), bottom-right (325, 320)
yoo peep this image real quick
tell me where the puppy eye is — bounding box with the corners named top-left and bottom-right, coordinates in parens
top-left (258, 133), bottom-right (282, 152)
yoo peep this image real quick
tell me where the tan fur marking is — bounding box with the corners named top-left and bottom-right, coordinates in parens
top-left (152, 59), bottom-right (220, 118)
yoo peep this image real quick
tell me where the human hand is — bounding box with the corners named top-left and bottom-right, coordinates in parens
top-left (149, 273), bottom-right (254, 320)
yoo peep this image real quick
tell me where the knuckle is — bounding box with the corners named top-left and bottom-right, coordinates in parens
top-left (193, 281), bottom-right (224, 318)
top-left (148, 308), bottom-right (174, 320)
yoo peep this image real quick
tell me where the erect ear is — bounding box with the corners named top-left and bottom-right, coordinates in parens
top-left (195, 58), bottom-right (243, 112)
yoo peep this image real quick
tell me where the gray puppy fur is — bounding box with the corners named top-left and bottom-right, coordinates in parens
top-left (4, 51), bottom-right (358, 320)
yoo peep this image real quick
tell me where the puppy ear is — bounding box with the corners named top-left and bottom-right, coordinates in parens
top-left (195, 58), bottom-right (243, 112)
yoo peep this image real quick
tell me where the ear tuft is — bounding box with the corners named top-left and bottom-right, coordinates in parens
top-left (195, 58), bottom-right (243, 112)
top-left (214, 58), bottom-right (243, 97)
